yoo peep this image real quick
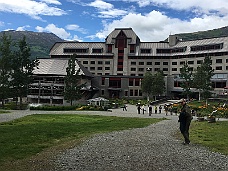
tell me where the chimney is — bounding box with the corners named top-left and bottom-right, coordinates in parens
top-left (169, 35), bottom-right (178, 46)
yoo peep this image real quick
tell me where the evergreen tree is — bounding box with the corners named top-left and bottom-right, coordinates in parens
top-left (11, 36), bottom-right (39, 109)
top-left (64, 54), bottom-right (85, 105)
top-left (193, 56), bottom-right (214, 101)
top-left (180, 62), bottom-right (193, 99)
top-left (0, 33), bottom-right (13, 107)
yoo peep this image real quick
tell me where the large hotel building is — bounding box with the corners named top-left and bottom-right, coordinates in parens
top-left (28, 28), bottom-right (228, 105)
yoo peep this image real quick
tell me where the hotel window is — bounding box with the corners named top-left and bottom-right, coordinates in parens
top-left (105, 73), bottom-right (110, 75)
top-left (105, 61), bottom-right (111, 65)
top-left (130, 45), bottom-right (135, 53)
top-left (105, 67), bottom-right (110, 70)
top-left (131, 62), bottom-right (136, 65)
top-left (135, 80), bottom-right (140, 86)
top-left (97, 73), bottom-right (102, 75)
top-left (197, 60), bottom-right (203, 64)
top-left (118, 62), bottom-right (123, 65)
top-left (141, 49), bottom-right (151, 54)
top-left (118, 56), bottom-right (123, 59)
top-left (125, 91), bottom-right (128, 96)
top-left (138, 68), bottom-right (144, 72)
top-left (226, 59), bottom-right (228, 63)
top-left (180, 61), bottom-right (185, 65)
top-left (101, 90), bottom-right (104, 95)
top-left (216, 59), bottom-right (222, 63)
top-left (188, 61), bottom-right (194, 64)
top-left (130, 89), bottom-right (133, 96)
top-left (138, 74), bottom-right (144, 76)
top-left (226, 66), bottom-right (228, 70)
top-left (163, 62), bottom-right (168, 65)
top-left (83, 61), bottom-right (88, 64)
top-left (163, 68), bottom-right (168, 71)
top-left (107, 45), bottom-right (112, 53)
top-left (155, 62), bottom-right (160, 65)
top-left (117, 68), bottom-right (123, 71)
top-left (216, 66), bottom-right (222, 70)
top-left (91, 61), bottom-right (95, 64)
top-left (130, 74), bottom-right (136, 76)
top-left (63, 48), bottom-right (88, 53)
top-left (134, 90), bottom-right (138, 96)
top-left (131, 68), bottom-right (136, 71)
top-left (98, 61), bottom-right (103, 65)
top-left (154, 68), bottom-right (160, 71)
top-left (147, 62), bottom-right (152, 65)
top-left (90, 67), bottom-right (95, 70)
top-left (172, 62), bottom-right (177, 65)
top-left (129, 80), bottom-right (133, 86)
top-left (190, 43), bottom-right (223, 51)
top-left (92, 48), bottom-right (103, 53)
top-left (98, 67), bottom-right (102, 70)
top-left (102, 78), bottom-right (105, 85)
top-left (172, 68), bottom-right (177, 71)
top-left (139, 62), bottom-right (144, 65)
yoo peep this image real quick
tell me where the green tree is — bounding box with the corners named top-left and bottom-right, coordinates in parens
top-left (0, 33), bottom-right (14, 107)
top-left (141, 71), bottom-right (153, 101)
top-left (152, 70), bottom-right (166, 100)
top-left (193, 56), bottom-right (214, 101)
top-left (180, 62), bottom-right (193, 99)
top-left (11, 36), bottom-right (39, 109)
top-left (141, 70), bottom-right (165, 101)
top-left (64, 54), bottom-right (85, 105)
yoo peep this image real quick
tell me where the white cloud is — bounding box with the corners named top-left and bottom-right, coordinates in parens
top-left (35, 24), bottom-right (71, 39)
top-left (65, 24), bottom-right (87, 34)
top-left (92, 10), bottom-right (228, 42)
top-left (124, 0), bottom-right (228, 15)
top-left (88, 0), bottom-right (128, 18)
top-left (89, 0), bottom-right (113, 10)
top-left (0, 0), bottom-right (66, 20)
top-left (40, 0), bottom-right (62, 5)
top-left (16, 25), bottom-right (30, 31)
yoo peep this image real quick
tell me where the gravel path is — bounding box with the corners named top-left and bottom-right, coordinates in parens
top-left (1, 104), bottom-right (228, 171)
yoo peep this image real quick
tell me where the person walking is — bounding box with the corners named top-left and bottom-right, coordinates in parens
top-left (159, 105), bottom-right (162, 114)
top-left (154, 106), bottom-right (157, 114)
top-left (178, 99), bottom-right (193, 145)
top-left (142, 105), bottom-right (145, 114)
top-left (123, 104), bottom-right (127, 111)
top-left (149, 104), bottom-right (152, 116)
top-left (137, 104), bottom-right (141, 114)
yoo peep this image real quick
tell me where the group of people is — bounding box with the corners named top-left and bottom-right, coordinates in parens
top-left (137, 104), bottom-right (163, 115)
top-left (134, 100), bottom-right (194, 145)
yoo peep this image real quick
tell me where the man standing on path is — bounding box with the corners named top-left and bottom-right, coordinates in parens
top-left (178, 99), bottom-right (193, 145)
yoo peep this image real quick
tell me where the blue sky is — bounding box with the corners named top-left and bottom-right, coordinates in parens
top-left (1, 0), bottom-right (228, 42)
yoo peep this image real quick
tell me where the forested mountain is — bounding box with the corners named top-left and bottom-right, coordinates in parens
top-left (170, 26), bottom-right (228, 41)
top-left (0, 30), bottom-right (63, 59)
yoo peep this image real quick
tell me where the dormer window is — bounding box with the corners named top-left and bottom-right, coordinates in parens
top-left (92, 48), bottom-right (103, 53)
top-left (141, 49), bottom-right (151, 54)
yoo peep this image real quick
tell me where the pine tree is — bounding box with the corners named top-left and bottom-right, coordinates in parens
top-left (193, 55), bottom-right (214, 101)
top-left (0, 33), bottom-right (13, 107)
top-left (180, 62), bottom-right (193, 99)
top-left (64, 54), bottom-right (85, 106)
top-left (11, 36), bottom-right (39, 109)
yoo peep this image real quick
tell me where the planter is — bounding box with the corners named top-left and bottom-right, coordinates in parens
top-left (197, 117), bottom-right (205, 122)
top-left (207, 116), bottom-right (216, 123)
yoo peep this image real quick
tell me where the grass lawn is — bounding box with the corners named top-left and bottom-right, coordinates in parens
top-left (190, 120), bottom-right (228, 155)
top-left (0, 110), bottom-right (10, 114)
top-left (0, 114), bottom-right (164, 170)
